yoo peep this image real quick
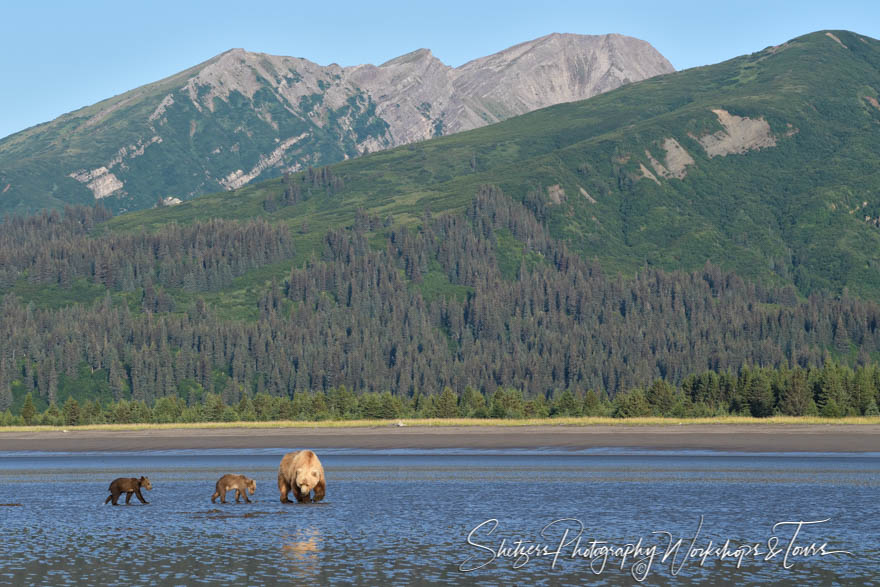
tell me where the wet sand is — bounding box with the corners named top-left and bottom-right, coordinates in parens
top-left (0, 424), bottom-right (878, 452)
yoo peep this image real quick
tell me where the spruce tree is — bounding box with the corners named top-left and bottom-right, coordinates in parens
top-left (62, 396), bottom-right (81, 427)
top-left (21, 393), bottom-right (36, 425)
top-left (552, 389), bottom-right (580, 417)
top-left (434, 387), bottom-right (459, 418)
top-left (778, 368), bottom-right (814, 416)
top-left (460, 386), bottom-right (487, 418)
top-left (746, 371), bottom-right (775, 417)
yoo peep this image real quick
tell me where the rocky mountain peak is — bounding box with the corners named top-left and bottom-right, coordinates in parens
top-left (380, 48), bottom-right (436, 67)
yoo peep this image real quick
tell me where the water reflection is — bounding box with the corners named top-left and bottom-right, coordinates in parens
top-left (282, 527), bottom-right (322, 580)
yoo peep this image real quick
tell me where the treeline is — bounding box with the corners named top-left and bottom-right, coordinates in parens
top-left (4, 187), bottom-right (880, 410)
top-left (2, 360), bottom-right (877, 426)
top-left (0, 205), bottom-right (294, 292)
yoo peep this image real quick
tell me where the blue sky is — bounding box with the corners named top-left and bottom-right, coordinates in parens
top-left (0, 0), bottom-right (878, 139)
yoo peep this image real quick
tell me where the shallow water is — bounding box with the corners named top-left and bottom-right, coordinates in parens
top-left (0, 449), bottom-right (877, 585)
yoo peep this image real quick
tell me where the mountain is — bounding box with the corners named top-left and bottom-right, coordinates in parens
top-left (0, 33), bottom-right (673, 216)
top-left (3, 30), bottom-right (880, 416)
top-left (107, 30), bottom-right (880, 300)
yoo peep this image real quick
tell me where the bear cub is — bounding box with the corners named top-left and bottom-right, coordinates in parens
top-left (105, 476), bottom-right (152, 505)
top-left (211, 474), bottom-right (256, 504)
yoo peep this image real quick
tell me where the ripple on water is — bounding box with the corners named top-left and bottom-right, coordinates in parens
top-left (0, 451), bottom-right (876, 584)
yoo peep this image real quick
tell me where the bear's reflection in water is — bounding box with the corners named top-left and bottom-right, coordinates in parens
top-left (282, 527), bottom-right (322, 579)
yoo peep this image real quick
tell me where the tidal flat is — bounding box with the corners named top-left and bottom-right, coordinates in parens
top-left (0, 449), bottom-right (877, 585)
top-left (1, 421), bottom-right (879, 452)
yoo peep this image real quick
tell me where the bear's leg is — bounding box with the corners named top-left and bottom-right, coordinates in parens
top-left (219, 488), bottom-right (227, 504)
top-left (211, 490), bottom-right (219, 504)
top-left (278, 474), bottom-right (291, 504)
top-left (234, 489), bottom-right (242, 503)
top-left (243, 489), bottom-right (251, 504)
top-left (104, 494), bottom-right (113, 505)
top-left (135, 488), bottom-right (149, 504)
top-left (313, 479), bottom-right (325, 503)
top-left (292, 485), bottom-right (307, 503)
top-left (125, 491), bottom-right (133, 505)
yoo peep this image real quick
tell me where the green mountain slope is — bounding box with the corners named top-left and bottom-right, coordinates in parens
top-left (107, 30), bottom-right (880, 300)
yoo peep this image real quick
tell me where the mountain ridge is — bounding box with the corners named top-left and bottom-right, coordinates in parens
top-left (0, 33), bottom-right (673, 216)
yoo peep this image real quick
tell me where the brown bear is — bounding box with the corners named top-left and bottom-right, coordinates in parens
top-left (278, 450), bottom-right (325, 504)
top-left (104, 476), bottom-right (152, 505)
top-left (211, 474), bottom-right (256, 504)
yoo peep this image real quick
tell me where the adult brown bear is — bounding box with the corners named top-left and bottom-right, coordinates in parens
top-left (104, 476), bottom-right (152, 505)
top-left (278, 450), bottom-right (325, 504)
top-left (211, 474), bottom-right (256, 504)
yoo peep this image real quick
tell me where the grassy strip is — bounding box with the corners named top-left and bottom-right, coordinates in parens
top-left (1, 415), bottom-right (878, 433)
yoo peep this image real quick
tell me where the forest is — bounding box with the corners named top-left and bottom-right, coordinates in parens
top-left (3, 360), bottom-right (877, 427)
top-left (1, 185), bottom-right (880, 425)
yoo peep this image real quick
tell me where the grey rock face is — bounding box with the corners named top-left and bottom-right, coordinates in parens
top-left (446, 33), bottom-right (675, 133)
top-left (193, 33), bottom-right (675, 161)
top-left (348, 33), bottom-right (675, 144)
